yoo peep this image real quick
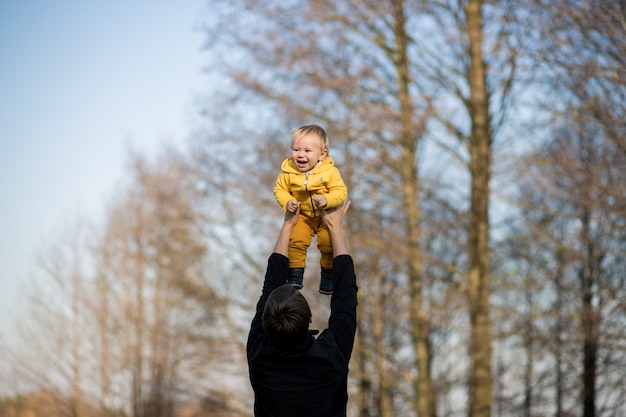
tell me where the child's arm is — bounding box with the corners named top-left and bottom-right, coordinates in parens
top-left (273, 172), bottom-right (296, 211)
top-left (318, 167), bottom-right (348, 209)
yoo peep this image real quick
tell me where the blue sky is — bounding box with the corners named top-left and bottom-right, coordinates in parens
top-left (0, 1), bottom-right (208, 341)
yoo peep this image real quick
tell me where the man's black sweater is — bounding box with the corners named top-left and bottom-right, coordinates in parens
top-left (247, 253), bottom-right (358, 417)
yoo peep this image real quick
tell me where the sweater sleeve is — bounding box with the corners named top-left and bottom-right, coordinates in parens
top-left (327, 255), bottom-right (358, 361)
top-left (273, 172), bottom-right (294, 211)
top-left (247, 253), bottom-right (289, 357)
top-left (323, 168), bottom-right (348, 209)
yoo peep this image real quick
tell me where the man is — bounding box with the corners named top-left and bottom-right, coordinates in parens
top-left (247, 201), bottom-right (357, 417)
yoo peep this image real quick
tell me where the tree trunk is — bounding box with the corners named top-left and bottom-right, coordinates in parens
top-left (465, 1), bottom-right (493, 416)
top-left (391, 0), bottom-right (435, 416)
top-left (580, 209), bottom-right (597, 417)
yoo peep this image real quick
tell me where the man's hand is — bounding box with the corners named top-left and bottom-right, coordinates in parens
top-left (284, 204), bottom-right (300, 227)
top-left (274, 205), bottom-right (300, 256)
top-left (321, 201), bottom-right (351, 257)
top-left (313, 195), bottom-right (328, 209)
top-left (321, 200), bottom-right (350, 229)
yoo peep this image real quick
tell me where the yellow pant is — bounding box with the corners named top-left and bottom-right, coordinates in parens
top-left (288, 213), bottom-right (333, 270)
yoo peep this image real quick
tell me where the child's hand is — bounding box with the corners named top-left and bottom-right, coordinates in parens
top-left (287, 199), bottom-right (301, 213)
top-left (313, 195), bottom-right (328, 209)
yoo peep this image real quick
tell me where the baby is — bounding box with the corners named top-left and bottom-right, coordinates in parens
top-left (273, 125), bottom-right (348, 294)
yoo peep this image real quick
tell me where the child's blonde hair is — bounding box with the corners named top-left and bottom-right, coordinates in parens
top-left (292, 125), bottom-right (329, 154)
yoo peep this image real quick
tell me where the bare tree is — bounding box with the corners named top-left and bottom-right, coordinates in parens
top-left (501, 112), bottom-right (626, 417)
top-left (199, 0), bottom-right (535, 415)
top-left (512, 1), bottom-right (626, 416)
top-left (7, 218), bottom-right (95, 417)
top-left (94, 150), bottom-right (241, 416)
top-left (464, 2), bottom-right (493, 416)
top-left (202, 1), bottom-right (439, 414)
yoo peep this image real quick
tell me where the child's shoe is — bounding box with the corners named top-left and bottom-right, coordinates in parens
top-left (319, 268), bottom-right (333, 295)
top-left (287, 268), bottom-right (304, 290)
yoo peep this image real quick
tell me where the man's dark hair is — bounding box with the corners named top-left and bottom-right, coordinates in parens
top-left (262, 284), bottom-right (311, 347)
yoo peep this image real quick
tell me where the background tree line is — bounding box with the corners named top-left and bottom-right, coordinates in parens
top-left (1, 1), bottom-right (625, 417)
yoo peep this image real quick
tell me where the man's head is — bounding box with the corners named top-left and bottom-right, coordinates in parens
top-left (262, 284), bottom-right (312, 347)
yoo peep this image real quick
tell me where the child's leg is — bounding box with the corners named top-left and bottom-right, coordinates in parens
top-left (316, 222), bottom-right (334, 294)
top-left (316, 222), bottom-right (334, 270)
top-left (287, 214), bottom-right (314, 289)
top-left (289, 214), bottom-right (315, 268)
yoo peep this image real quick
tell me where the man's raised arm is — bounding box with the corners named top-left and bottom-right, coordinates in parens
top-left (321, 201), bottom-right (357, 361)
top-left (321, 200), bottom-right (350, 257)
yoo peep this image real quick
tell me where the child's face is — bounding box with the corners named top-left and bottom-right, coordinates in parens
top-left (291, 133), bottom-right (327, 173)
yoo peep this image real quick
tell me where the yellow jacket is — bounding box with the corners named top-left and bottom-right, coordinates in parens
top-left (274, 156), bottom-right (348, 218)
